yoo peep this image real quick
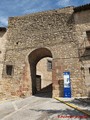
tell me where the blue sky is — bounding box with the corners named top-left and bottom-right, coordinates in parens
top-left (0, 0), bottom-right (90, 27)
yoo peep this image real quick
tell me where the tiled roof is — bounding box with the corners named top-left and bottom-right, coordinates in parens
top-left (74, 3), bottom-right (90, 12)
top-left (0, 27), bottom-right (6, 32)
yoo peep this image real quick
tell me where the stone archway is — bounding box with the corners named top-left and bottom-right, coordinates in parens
top-left (28, 48), bottom-right (53, 97)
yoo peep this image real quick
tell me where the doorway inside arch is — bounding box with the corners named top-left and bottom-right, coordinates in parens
top-left (28, 48), bottom-right (53, 98)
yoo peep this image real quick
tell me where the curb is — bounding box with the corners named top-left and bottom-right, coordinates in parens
top-left (54, 97), bottom-right (90, 117)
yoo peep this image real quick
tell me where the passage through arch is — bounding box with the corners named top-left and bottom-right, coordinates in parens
top-left (28, 48), bottom-right (53, 97)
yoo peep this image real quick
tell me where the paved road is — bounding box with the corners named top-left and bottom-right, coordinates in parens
top-left (0, 93), bottom-right (90, 120)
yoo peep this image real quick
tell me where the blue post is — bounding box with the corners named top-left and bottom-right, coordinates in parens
top-left (63, 72), bottom-right (71, 98)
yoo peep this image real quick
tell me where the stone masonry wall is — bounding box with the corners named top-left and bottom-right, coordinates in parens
top-left (0, 6), bottom-right (88, 99)
top-left (0, 30), bottom-right (8, 100)
top-left (74, 9), bottom-right (90, 97)
top-left (37, 57), bottom-right (52, 88)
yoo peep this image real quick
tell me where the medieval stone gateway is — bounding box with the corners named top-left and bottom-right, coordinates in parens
top-left (0, 4), bottom-right (90, 99)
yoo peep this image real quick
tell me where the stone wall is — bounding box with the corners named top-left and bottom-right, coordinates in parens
top-left (0, 29), bottom-right (7, 99)
top-left (0, 6), bottom-right (89, 99)
top-left (74, 9), bottom-right (90, 97)
top-left (37, 57), bottom-right (52, 88)
top-left (0, 30), bottom-right (7, 79)
top-left (3, 6), bottom-right (77, 98)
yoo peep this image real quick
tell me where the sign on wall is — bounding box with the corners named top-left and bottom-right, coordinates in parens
top-left (63, 72), bottom-right (71, 98)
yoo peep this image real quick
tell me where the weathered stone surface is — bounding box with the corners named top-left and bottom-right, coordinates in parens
top-left (0, 5), bottom-right (90, 100)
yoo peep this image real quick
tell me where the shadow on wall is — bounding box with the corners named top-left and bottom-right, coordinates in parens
top-left (88, 91), bottom-right (90, 97)
top-left (80, 48), bottom-right (90, 61)
top-left (35, 84), bottom-right (52, 98)
top-left (67, 14), bottom-right (74, 25)
top-left (59, 79), bottom-right (64, 97)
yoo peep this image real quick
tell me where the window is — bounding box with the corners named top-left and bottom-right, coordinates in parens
top-left (47, 60), bottom-right (52, 71)
top-left (86, 31), bottom-right (90, 42)
top-left (89, 68), bottom-right (90, 74)
top-left (86, 31), bottom-right (90, 49)
top-left (6, 65), bottom-right (13, 75)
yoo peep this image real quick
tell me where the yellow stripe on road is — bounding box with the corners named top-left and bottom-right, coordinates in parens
top-left (54, 97), bottom-right (90, 117)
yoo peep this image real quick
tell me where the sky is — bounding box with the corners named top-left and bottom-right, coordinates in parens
top-left (0, 0), bottom-right (90, 27)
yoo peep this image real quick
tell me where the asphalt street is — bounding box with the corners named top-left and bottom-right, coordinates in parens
top-left (0, 94), bottom-right (90, 120)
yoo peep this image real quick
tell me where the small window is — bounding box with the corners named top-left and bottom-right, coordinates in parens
top-left (89, 68), bottom-right (90, 74)
top-left (47, 60), bottom-right (52, 71)
top-left (86, 31), bottom-right (90, 42)
top-left (6, 65), bottom-right (13, 75)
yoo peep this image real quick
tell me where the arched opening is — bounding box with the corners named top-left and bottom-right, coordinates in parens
top-left (28, 48), bottom-right (53, 97)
